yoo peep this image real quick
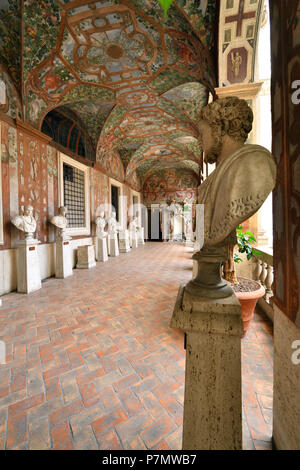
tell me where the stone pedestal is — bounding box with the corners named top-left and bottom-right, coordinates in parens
top-left (171, 286), bottom-right (243, 450)
top-left (138, 227), bottom-right (145, 245)
top-left (119, 230), bottom-right (131, 253)
top-left (55, 238), bottom-right (73, 279)
top-left (17, 239), bottom-right (42, 294)
top-left (97, 237), bottom-right (108, 262)
top-left (109, 234), bottom-right (119, 257)
top-left (76, 245), bottom-right (96, 269)
top-left (130, 231), bottom-right (138, 249)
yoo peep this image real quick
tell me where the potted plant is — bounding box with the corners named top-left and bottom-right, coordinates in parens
top-left (223, 225), bottom-right (265, 337)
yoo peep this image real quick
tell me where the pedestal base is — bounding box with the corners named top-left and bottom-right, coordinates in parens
top-left (56, 238), bottom-right (73, 278)
top-left (130, 233), bottom-right (138, 249)
top-left (97, 237), bottom-right (108, 262)
top-left (119, 230), bottom-right (131, 253)
top-left (185, 249), bottom-right (234, 299)
top-left (17, 239), bottom-right (42, 294)
top-left (138, 227), bottom-right (145, 245)
top-left (76, 245), bottom-right (96, 269)
top-left (109, 235), bottom-right (119, 257)
top-left (171, 285), bottom-right (243, 450)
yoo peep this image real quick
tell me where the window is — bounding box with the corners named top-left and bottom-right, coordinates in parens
top-left (41, 107), bottom-right (95, 161)
top-left (111, 185), bottom-right (119, 222)
top-left (109, 177), bottom-right (123, 229)
top-left (58, 153), bottom-right (90, 236)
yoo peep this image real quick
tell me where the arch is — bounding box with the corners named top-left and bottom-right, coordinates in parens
top-left (41, 106), bottom-right (95, 161)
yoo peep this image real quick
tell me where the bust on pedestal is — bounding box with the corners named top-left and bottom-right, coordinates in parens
top-left (95, 211), bottom-right (108, 262)
top-left (171, 97), bottom-right (277, 450)
top-left (118, 228), bottom-right (131, 253)
top-left (165, 200), bottom-right (178, 242)
top-left (129, 216), bottom-right (138, 248)
top-left (107, 212), bottom-right (119, 257)
top-left (50, 206), bottom-right (73, 279)
top-left (11, 205), bottom-right (41, 293)
top-left (136, 212), bottom-right (145, 245)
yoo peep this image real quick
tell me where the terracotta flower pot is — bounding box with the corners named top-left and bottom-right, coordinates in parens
top-left (233, 277), bottom-right (265, 337)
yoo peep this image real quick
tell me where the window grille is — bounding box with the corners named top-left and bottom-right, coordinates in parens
top-left (63, 162), bottom-right (85, 228)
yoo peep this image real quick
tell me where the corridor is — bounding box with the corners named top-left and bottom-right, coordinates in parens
top-left (0, 243), bottom-right (273, 450)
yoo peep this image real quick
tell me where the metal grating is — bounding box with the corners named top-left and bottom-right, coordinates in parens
top-left (63, 162), bottom-right (85, 228)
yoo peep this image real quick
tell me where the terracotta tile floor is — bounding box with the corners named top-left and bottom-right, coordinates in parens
top-left (0, 242), bottom-right (273, 450)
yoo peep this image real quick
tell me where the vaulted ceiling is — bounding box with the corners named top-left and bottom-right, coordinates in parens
top-left (0, 0), bottom-right (219, 187)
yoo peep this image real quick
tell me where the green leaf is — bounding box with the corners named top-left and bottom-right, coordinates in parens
top-left (157, 0), bottom-right (175, 16)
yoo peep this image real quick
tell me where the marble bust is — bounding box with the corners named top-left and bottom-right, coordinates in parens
top-left (135, 211), bottom-right (145, 244)
top-left (185, 96), bottom-right (277, 298)
top-left (166, 200), bottom-right (181, 241)
top-left (11, 205), bottom-right (37, 240)
top-left (51, 206), bottom-right (69, 238)
top-left (107, 212), bottom-right (117, 236)
top-left (129, 216), bottom-right (138, 232)
top-left (95, 211), bottom-right (107, 238)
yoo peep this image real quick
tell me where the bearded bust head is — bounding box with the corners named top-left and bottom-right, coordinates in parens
top-left (198, 97), bottom-right (254, 164)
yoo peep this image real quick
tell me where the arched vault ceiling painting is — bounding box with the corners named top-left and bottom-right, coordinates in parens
top-left (0, 0), bottom-right (21, 90)
top-left (20, 0), bottom-right (218, 185)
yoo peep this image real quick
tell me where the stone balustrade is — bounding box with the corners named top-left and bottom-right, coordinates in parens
top-left (253, 247), bottom-right (274, 322)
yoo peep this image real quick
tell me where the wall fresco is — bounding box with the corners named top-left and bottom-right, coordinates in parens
top-left (1, 118), bottom-right (139, 249)
top-left (218, 0), bottom-right (264, 86)
top-left (142, 167), bottom-right (199, 206)
top-left (0, 64), bottom-right (22, 119)
top-left (100, 150), bottom-right (125, 183)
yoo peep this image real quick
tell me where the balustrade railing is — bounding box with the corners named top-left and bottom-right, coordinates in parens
top-left (253, 247), bottom-right (274, 321)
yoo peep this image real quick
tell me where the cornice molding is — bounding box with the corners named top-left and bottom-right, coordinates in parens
top-left (215, 81), bottom-right (264, 98)
top-left (15, 119), bottom-right (53, 143)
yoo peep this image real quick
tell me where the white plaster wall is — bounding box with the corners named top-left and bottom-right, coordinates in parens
top-left (0, 237), bottom-right (96, 296)
top-left (0, 248), bottom-right (17, 295)
top-left (273, 305), bottom-right (300, 450)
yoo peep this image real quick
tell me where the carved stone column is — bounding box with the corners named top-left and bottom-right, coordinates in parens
top-left (171, 286), bottom-right (243, 450)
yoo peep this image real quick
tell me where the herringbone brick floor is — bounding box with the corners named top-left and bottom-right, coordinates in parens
top-left (0, 242), bottom-right (273, 450)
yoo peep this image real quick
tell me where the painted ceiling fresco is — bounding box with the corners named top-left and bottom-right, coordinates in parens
top-left (0, 0), bottom-right (218, 186)
top-left (0, 0), bottom-right (21, 90)
top-left (0, 64), bottom-right (22, 119)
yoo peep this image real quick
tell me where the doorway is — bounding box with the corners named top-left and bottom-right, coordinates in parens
top-left (147, 208), bottom-right (162, 242)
